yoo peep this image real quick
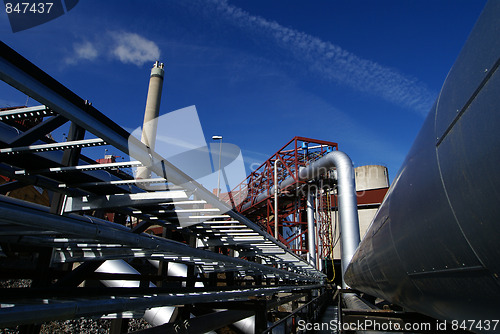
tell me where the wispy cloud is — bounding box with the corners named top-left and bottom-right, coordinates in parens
top-left (109, 31), bottom-right (161, 66)
top-left (198, 0), bottom-right (435, 115)
top-left (66, 41), bottom-right (98, 64)
top-left (65, 31), bottom-right (160, 67)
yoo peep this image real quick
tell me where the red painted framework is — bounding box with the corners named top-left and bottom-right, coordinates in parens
top-left (225, 137), bottom-right (339, 257)
top-left (224, 137), bottom-right (389, 260)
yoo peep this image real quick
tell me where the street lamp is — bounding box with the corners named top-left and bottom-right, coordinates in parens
top-left (212, 135), bottom-right (223, 198)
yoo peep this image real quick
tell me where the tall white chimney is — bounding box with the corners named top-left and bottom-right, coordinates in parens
top-left (137, 61), bottom-right (164, 180)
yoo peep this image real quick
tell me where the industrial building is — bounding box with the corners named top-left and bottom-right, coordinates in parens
top-left (1, 1), bottom-right (499, 333)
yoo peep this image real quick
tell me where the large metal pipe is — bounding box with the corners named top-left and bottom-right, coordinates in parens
top-left (345, 2), bottom-right (500, 330)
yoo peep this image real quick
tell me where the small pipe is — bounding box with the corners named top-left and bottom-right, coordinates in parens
top-left (315, 186), bottom-right (322, 272)
top-left (307, 187), bottom-right (316, 268)
top-left (273, 158), bottom-right (281, 239)
top-left (216, 137), bottom-right (223, 197)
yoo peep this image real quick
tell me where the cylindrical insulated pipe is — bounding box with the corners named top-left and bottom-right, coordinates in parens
top-left (137, 61), bottom-right (164, 180)
top-left (287, 151), bottom-right (360, 287)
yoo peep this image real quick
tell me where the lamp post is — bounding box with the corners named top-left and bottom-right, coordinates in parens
top-left (212, 135), bottom-right (223, 198)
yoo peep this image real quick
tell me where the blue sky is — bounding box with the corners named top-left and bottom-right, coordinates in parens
top-left (0, 0), bottom-right (487, 182)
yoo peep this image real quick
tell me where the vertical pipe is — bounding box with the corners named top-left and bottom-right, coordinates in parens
top-left (137, 61), bottom-right (164, 180)
top-left (331, 153), bottom-right (360, 288)
top-left (307, 187), bottom-right (316, 268)
top-left (315, 187), bottom-right (323, 272)
top-left (274, 158), bottom-right (280, 239)
top-left (216, 137), bottom-right (222, 197)
top-left (295, 151), bottom-right (360, 287)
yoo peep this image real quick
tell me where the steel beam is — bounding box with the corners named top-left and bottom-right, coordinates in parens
top-left (64, 191), bottom-right (188, 212)
top-left (60, 178), bottom-right (169, 189)
top-left (15, 160), bottom-right (143, 175)
top-left (8, 114), bottom-right (68, 147)
top-left (0, 138), bottom-right (106, 154)
top-left (0, 105), bottom-right (54, 120)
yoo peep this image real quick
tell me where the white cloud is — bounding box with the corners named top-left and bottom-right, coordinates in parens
top-left (66, 41), bottom-right (98, 64)
top-left (109, 31), bottom-right (161, 66)
top-left (65, 31), bottom-right (160, 67)
top-left (74, 41), bottom-right (98, 60)
top-left (199, 0), bottom-right (435, 115)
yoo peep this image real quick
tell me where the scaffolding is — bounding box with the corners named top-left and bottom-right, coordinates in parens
top-left (227, 137), bottom-right (338, 266)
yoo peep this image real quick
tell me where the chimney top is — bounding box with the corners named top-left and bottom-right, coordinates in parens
top-left (153, 61), bottom-right (164, 69)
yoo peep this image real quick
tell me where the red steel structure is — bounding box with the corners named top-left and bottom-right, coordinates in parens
top-left (226, 136), bottom-right (389, 267)
top-left (226, 136), bottom-right (339, 260)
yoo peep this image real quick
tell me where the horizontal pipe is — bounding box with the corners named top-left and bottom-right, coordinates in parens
top-left (0, 195), bottom-right (319, 282)
top-left (0, 283), bottom-right (322, 327)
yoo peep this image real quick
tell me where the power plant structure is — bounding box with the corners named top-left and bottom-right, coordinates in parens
top-left (226, 138), bottom-right (388, 279)
top-left (0, 1), bottom-right (499, 333)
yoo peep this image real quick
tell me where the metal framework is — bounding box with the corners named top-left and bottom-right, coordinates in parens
top-left (0, 41), bottom-right (328, 333)
top-left (227, 137), bottom-right (388, 276)
top-left (227, 137), bottom-right (338, 257)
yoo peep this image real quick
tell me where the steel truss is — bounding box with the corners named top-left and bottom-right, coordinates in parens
top-left (228, 137), bottom-right (339, 261)
top-left (229, 137), bottom-right (388, 273)
top-left (0, 41), bottom-right (327, 333)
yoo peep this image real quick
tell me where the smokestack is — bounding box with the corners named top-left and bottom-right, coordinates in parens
top-left (137, 61), bottom-right (164, 179)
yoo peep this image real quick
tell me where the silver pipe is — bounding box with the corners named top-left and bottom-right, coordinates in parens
top-left (0, 195), bottom-right (317, 281)
top-left (274, 158), bottom-right (281, 239)
top-left (307, 187), bottom-right (316, 268)
top-left (0, 280), bottom-right (320, 328)
top-left (343, 292), bottom-right (390, 334)
top-left (315, 187), bottom-right (323, 272)
top-left (215, 136), bottom-right (223, 198)
top-left (279, 151), bottom-right (360, 287)
top-left (243, 151), bottom-right (360, 282)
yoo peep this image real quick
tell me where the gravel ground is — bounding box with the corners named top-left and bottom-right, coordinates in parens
top-left (0, 318), bottom-right (152, 334)
top-left (1, 279), bottom-right (152, 333)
